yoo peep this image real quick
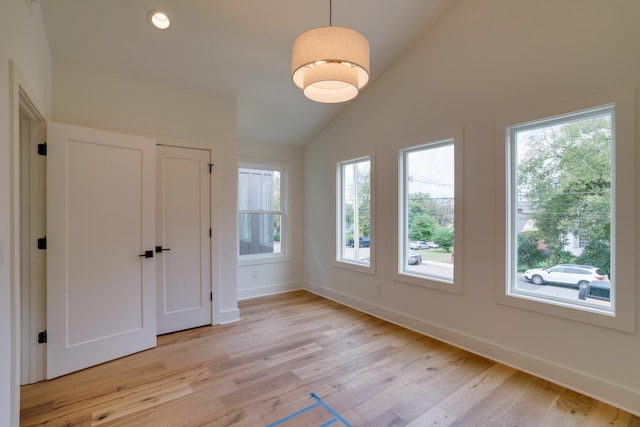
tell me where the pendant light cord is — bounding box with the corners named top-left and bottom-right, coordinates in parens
top-left (329, 0), bottom-right (332, 26)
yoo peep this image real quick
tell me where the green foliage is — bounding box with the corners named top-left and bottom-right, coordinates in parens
top-left (433, 227), bottom-right (453, 253)
top-left (272, 215), bottom-right (281, 242)
top-left (577, 241), bottom-right (611, 274)
top-left (550, 250), bottom-right (576, 266)
top-left (517, 232), bottom-right (548, 270)
top-left (409, 193), bottom-right (437, 218)
top-left (358, 204), bottom-right (370, 238)
top-left (345, 232), bottom-right (354, 247)
top-left (409, 214), bottom-right (437, 241)
top-left (517, 115), bottom-right (611, 267)
top-left (409, 193), bottom-right (453, 226)
top-left (343, 160), bottom-right (371, 242)
top-left (408, 192), bottom-right (455, 245)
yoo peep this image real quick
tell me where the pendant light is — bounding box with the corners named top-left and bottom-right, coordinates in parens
top-left (291, 0), bottom-right (370, 103)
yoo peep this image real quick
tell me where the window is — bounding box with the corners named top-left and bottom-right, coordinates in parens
top-left (396, 132), bottom-right (462, 294)
top-left (508, 106), bottom-right (614, 310)
top-left (238, 165), bottom-right (285, 260)
top-left (578, 236), bottom-right (589, 249)
top-left (336, 157), bottom-right (372, 269)
top-left (496, 88), bottom-right (635, 332)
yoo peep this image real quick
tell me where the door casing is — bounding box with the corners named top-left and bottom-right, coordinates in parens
top-left (18, 87), bottom-right (47, 385)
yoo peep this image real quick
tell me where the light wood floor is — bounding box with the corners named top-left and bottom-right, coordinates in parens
top-left (20, 290), bottom-right (640, 426)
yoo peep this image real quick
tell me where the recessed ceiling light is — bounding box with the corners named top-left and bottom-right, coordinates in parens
top-left (148, 10), bottom-right (171, 30)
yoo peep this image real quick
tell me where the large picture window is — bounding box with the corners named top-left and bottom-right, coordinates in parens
top-left (238, 166), bottom-right (284, 258)
top-left (399, 139), bottom-right (456, 285)
top-left (336, 157), bottom-right (372, 268)
top-left (496, 88), bottom-right (635, 332)
top-left (507, 106), bottom-right (614, 311)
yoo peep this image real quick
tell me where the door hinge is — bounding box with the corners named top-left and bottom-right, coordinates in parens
top-left (208, 163), bottom-right (214, 174)
top-left (37, 142), bottom-right (47, 156)
top-left (38, 330), bottom-right (47, 344)
top-left (209, 228), bottom-right (212, 238)
top-left (210, 292), bottom-right (213, 301)
top-left (37, 236), bottom-right (47, 250)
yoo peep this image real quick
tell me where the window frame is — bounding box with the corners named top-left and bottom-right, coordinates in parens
top-left (495, 87), bottom-right (635, 332)
top-left (394, 129), bottom-right (463, 294)
top-left (334, 153), bottom-right (376, 275)
top-left (237, 159), bottom-right (291, 266)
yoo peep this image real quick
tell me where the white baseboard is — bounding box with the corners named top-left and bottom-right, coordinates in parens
top-left (304, 281), bottom-right (640, 416)
top-left (216, 307), bottom-right (240, 324)
top-left (237, 281), bottom-right (303, 301)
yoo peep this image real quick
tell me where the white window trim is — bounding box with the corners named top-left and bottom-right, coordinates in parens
top-left (334, 151), bottom-right (376, 275)
top-left (494, 87), bottom-right (635, 333)
top-left (237, 158), bottom-right (292, 266)
top-left (394, 128), bottom-right (464, 294)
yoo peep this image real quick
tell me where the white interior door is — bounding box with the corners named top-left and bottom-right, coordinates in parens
top-left (156, 146), bottom-right (211, 334)
top-left (46, 122), bottom-right (157, 379)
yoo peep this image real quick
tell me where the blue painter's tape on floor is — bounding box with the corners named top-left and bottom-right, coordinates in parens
top-left (266, 393), bottom-right (352, 427)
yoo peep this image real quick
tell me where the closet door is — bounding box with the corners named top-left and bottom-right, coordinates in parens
top-left (46, 122), bottom-right (156, 379)
top-left (156, 145), bottom-right (211, 334)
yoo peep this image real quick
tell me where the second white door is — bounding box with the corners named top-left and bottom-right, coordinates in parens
top-left (156, 145), bottom-right (212, 334)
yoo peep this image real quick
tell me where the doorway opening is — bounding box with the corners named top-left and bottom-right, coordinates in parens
top-left (18, 87), bottom-right (47, 385)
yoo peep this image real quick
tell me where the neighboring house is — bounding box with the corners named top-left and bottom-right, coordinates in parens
top-left (517, 200), bottom-right (585, 257)
top-left (238, 168), bottom-right (276, 256)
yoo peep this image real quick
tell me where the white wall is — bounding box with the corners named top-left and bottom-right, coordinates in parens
top-left (304, 0), bottom-right (640, 415)
top-left (51, 59), bottom-right (240, 324)
top-left (237, 140), bottom-right (304, 299)
top-left (0, 0), bottom-right (51, 425)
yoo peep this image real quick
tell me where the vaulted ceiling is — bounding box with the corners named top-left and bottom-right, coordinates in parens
top-left (40, 0), bottom-right (457, 145)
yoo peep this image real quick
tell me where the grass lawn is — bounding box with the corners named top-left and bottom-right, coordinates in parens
top-left (418, 248), bottom-right (454, 264)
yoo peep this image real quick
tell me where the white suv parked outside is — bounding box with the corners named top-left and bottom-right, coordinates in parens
top-left (524, 264), bottom-right (609, 288)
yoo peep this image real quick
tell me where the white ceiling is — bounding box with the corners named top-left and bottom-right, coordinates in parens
top-left (40, 0), bottom-right (457, 146)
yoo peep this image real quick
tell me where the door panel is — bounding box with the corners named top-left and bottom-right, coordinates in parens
top-left (156, 146), bottom-right (211, 334)
top-left (47, 122), bottom-right (156, 379)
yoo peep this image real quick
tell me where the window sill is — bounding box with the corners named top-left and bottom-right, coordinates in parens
top-left (496, 286), bottom-right (634, 333)
top-left (334, 259), bottom-right (376, 276)
top-left (393, 271), bottom-right (462, 294)
top-left (238, 253), bottom-right (292, 266)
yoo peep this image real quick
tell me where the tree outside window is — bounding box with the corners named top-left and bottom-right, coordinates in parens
top-left (510, 106), bottom-right (613, 308)
top-left (400, 140), bottom-right (455, 282)
top-left (337, 158), bottom-right (371, 266)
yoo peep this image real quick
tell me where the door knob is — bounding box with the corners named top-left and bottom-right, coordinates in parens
top-left (138, 250), bottom-right (154, 258)
top-left (155, 246), bottom-right (171, 253)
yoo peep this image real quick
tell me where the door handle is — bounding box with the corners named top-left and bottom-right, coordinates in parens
top-left (155, 246), bottom-right (171, 253)
top-left (138, 250), bottom-right (154, 258)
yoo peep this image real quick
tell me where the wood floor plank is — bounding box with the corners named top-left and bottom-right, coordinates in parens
top-left (574, 405), bottom-right (632, 427)
top-left (360, 410), bottom-right (408, 427)
top-left (405, 404), bottom-right (457, 427)
top-left (20, 290), bottom-right (640, 426)
top-left (448, 371), bottom-right (570, 426)
top-left (90, 383), bottom-right (193, 426)
top-left (354, 381), bottom-right (423, 422)
top-left (105, 391), bottom-right (227, 427)
top-left (437, 364), bottom-right (518, 417)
